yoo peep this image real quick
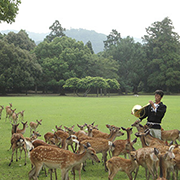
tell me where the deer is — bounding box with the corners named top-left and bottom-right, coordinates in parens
top-left (11, 111), bottom-right (20, 124)
top-left (16, 121), bottom-right (28, 135)
top-left (5, 103), bottom-right (12, 119)
top-left (44, 132), bottom-right (55, 144)
top-left (112, 138), bottom-right (137, 158)
top-left (135, 130), bottom-right (176, 180)
top-left (77, 123), bottom-right (87, 131)
top-left (111, 126), bottom-right (134, 158)
top-left (0, 105), bottom-right (4, 120)
top-left (154, 147), bottom-right (176, 180)
top-left (54, 129), bottom-right (77, 152)
top-left (161, 128), bottom-right (180, 144)
top-left (78, 130), bottom-right (121, 171)
top-left (18, 110), bottom-right (25, 121)
top-left (91, 125), bottom-right (122, 141)
top-left (29, 119), bottom-right (42, 136)
top-left (9, 133), bottom-right (33, 166)
top-left (25, 131), bottom-right (41, 142)
top-left (6, 108), bottom-right (16, 121)
top-left (28, 142), bottom-right (100, 180)
top-left (11, 121), bottom-right (28, 135)
top-left (106, 151), bottom-right (139, 180)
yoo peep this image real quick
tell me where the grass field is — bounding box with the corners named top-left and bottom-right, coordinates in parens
top-left (0, 95), bottom-right (180, 180)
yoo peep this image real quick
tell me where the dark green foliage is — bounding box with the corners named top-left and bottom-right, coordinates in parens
top-left (0, 0), bottom-right (21, 23)
top-left (143, 17), bottom-right (180, 92)
top-left (46, 20), bottom-right (66, 42)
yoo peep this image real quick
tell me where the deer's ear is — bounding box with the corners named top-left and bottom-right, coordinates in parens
top-left (121, 127), bottom-right (126, 131)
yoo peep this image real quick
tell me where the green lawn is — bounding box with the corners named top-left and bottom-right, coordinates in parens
top-left (0, 95), bottom-right (179, 179)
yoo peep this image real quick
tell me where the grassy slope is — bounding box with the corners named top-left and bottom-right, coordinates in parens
top-left (0, 95), bottom-right (179, 179)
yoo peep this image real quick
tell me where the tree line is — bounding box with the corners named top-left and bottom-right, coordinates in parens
top-left (0, 17), bottom-right (180, 95)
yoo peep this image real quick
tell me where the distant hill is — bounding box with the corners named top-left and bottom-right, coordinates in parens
top-left (1, 29), bottom-right (107, 53)
top-left (0, 29), bottom-right (142, 54)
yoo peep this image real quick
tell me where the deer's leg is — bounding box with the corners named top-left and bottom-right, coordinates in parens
top-left (55, 169), bottom-right (57, 180)
top-left (24, 147), bottom-right (27, 165)
top-left (133, 166), bottom-right (139, 180)
top-left (16, 148), bottom-right (18, 161)
top-left (28, 166), bottom-right (36, 180)
top-left (102, 151), bottom-right (108, 171)
top-left (34, 163), bottom-right (43, 180)
top-left (9, 145), bottom-right (15, 166)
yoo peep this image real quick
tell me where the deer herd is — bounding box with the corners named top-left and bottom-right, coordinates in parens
top-left (1, 103), bottom-right (180, 180)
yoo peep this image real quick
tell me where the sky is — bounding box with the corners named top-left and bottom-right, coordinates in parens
top-left (1, 0), bottom-right (180, 38)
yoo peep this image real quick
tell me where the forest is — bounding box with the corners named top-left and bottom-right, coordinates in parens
top-left (0, 18), bottom-right (180, 95)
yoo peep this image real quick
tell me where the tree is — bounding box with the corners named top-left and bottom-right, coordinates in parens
top-left (86, 41), bottom-right (94, 54)
top-left (46, 20), bottom-right (66, 42)
top-left (104, 36), bottom-right (146, 94)
top-left (106, 79), bottom-right (120, 96)
top-left (0, 40), bottom-right (42, 94)
top-left (63, 77), bottom-right (80, 95)
top-left (86, 54), bottom-right (119, 79)
top-left (143, 17), bottom-right (180, 93)
top-left (103, 29), bottom-right (121, 49)
top-left (0, 0), bottom-right (21, 23)
top-left (34, 36), bottom-right (92, 94)
top-left (4, 30), bottom-right (36, 51)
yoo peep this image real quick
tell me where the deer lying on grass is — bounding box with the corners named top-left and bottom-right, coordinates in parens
top-left (0, 105), bottom-right (4, 120)
top-left (29, 119), bottom-right (42, 136)
top-left (106, 151), bottom-right (139, 180)
top-left (28, 142), bottom-right (100, 180)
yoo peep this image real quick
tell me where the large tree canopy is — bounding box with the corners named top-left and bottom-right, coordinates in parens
top-left (143, 17), bottom-right (180, 92)
top-left (0, 0), bottom-right (21, 23)
top-left (0, 40), bottom-right (42, 94)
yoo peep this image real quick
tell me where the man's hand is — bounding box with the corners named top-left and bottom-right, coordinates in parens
top-left (149, 100), bottom-right (155, 109)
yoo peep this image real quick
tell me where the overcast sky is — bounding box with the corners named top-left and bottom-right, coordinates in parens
top-left (1, 0), bottom-right (180, 38)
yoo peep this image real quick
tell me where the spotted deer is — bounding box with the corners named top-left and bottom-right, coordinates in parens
top-left (106, 151), bottom-right (139, 180)
top-left (28, 142), bottom-right (100, 180)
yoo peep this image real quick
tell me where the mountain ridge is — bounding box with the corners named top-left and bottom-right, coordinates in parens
top-left (0, 29), bottom-right (142, 53)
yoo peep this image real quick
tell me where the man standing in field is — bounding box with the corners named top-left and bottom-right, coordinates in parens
top-left (139, 90), bottom-right (167, 139)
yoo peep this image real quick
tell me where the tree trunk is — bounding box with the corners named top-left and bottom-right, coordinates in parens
top-left (100, 88), bottom-right (103, 96)
top-left (35, 85), bottom-right (37, 94)
top-left (97, 88), bottom-right (99, 97)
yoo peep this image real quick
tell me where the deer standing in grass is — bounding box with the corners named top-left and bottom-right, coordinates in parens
top-left (9, 133), bottom-right (33, 166)
top-left (29, 119), bottom-right (42, 136)
top-left (11, 111), bottom-right (19, 124)
top-left (0, 105), bottom-right (4, 120)
top-left (5, 103), bottom-right (13, 119)
top-left (28, 142), bottom-right (100, 180)
top-left (18, 110), bottom-right (25, 121)
top-left (106, 151), bottom-right (139, 180)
